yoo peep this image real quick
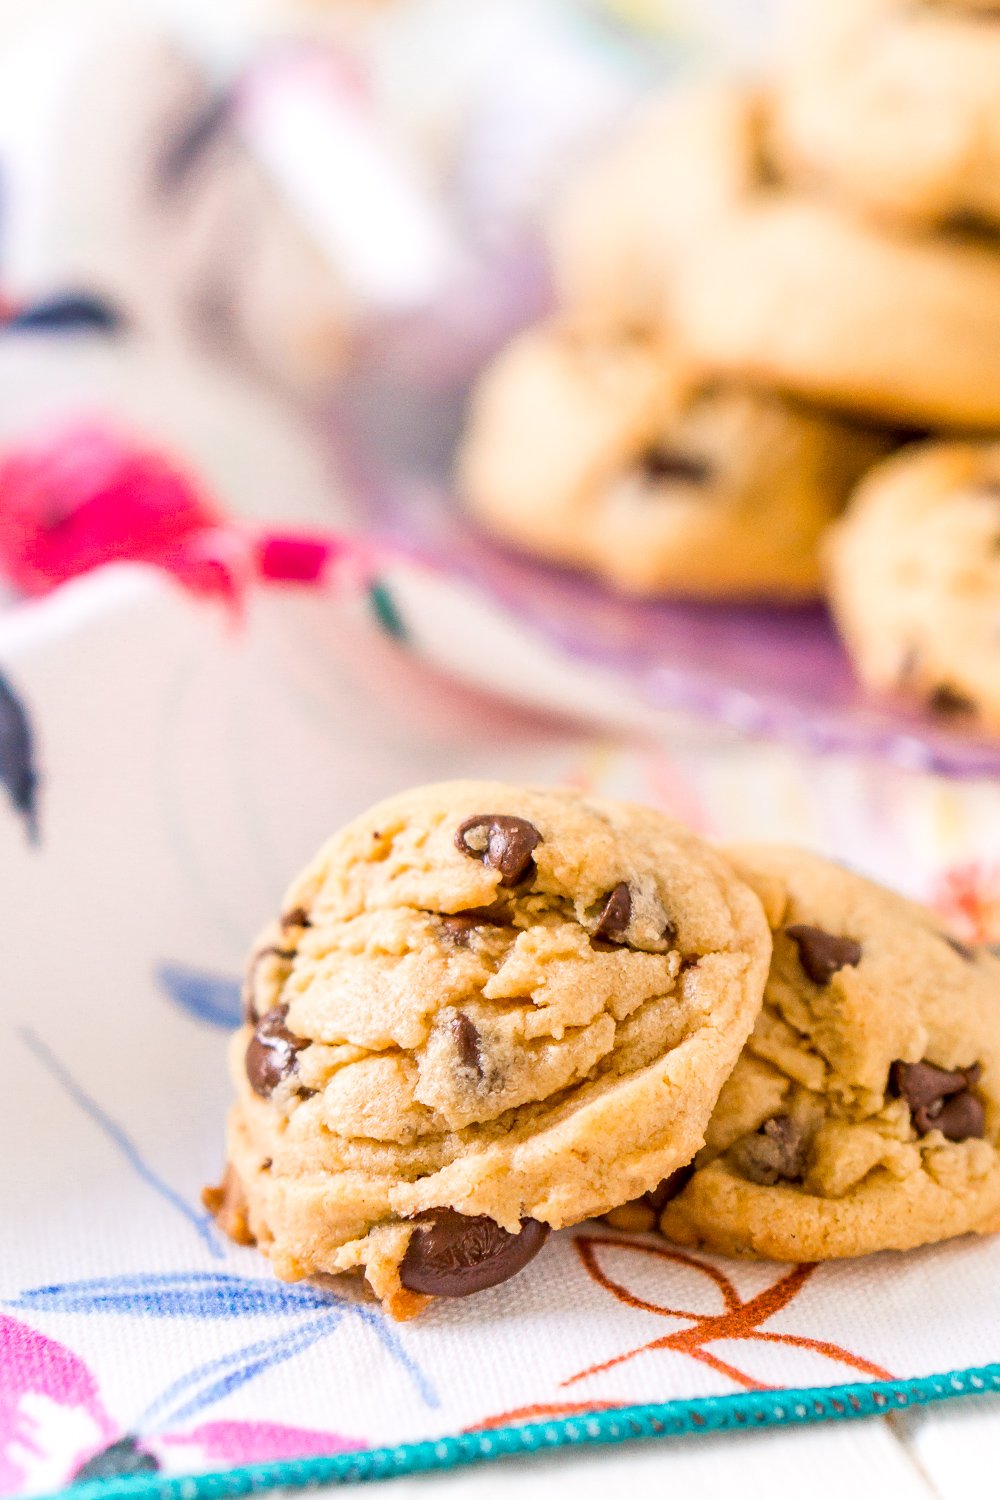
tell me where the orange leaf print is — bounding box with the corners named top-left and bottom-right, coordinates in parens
top-left (563, 1235), bottom-right (892, 1392)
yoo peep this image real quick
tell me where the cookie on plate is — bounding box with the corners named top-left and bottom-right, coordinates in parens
top-left (773, 0), bottom-right (1000, 230)
top-left (552, 74), bottom-right (1000, 429)
top-left (673, 195), bottom-right (1000, 430)
top-left (825, 441), bottom-right (1000, 732)
top-left (457, 323), bottom-right (892, 600)
top-left (548, 81), bottom-right (768, 335)
top-left (205, 781), bottom-right (771, 1317)
top-left (652, 845), bottom-right (1000, 1260)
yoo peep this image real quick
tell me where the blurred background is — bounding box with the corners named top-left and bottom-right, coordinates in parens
top-left (0, 0), bottom-right (779, 518)
top-left (1, 0), bottom-right (998, 906)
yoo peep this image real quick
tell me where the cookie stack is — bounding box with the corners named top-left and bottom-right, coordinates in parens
top-left (458, 0), bottom-right (1000, 731)
top-left (205, 782), bottom-right (1000, 1318)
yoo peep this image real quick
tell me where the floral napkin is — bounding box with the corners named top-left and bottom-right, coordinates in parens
top-left (2, 568), bottom-right (1000, 1498)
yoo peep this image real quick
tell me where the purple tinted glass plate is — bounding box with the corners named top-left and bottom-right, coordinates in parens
top-left (351, 449), bottom-right (1000, 780)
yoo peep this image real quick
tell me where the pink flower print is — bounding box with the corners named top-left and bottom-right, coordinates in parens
top-left (160, 1419), bottom-right (364, 1468)
top-left (0, 422), bottom-right (239, 602)
top-left (0, 1314), bottom-right (115, 1495)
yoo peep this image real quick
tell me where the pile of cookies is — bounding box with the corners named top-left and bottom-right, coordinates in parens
top-left (458, 0), bottom-right (1000, 733)
top-left (206, 781), bottom-right (1000, 1319)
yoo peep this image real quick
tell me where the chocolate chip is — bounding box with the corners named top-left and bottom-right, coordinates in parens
top-left (891, 1059), bottom-right (975, 1108)
top-left (890, 1059), bottom-right (985, 1140)
top-left (245, 1003), bottom-right (307, 1098)
top-left (439, 916), bottom-right (478, 948)
top-left (643, 1163), bottom-right (694, 1212)
top-left (592, 882), bottom-right (632, 943)
top-left (732, 1115), bottom-right (808, 1186)
top-left (786, 925), bottom-right (862, 985)
top-left (438, 903), bottom-right (512, 945)
top-left (399, 1211), bottom-right (550, 1297)
top-left (280, 906), bottom-right (311, 930)
top-left (242, 944), bottom-right (296, 1023)
top-left (450, 1012), bottom-right (484, 1078)
top-left (929, 684), bottom-right (976, 717)
top-left (929, 1091), bottom-right (986, 1142)
top-left (639, 448), bottom-right (713, 486)
top-left (458, 903), bottom-right (512, 923)
top-left (944, 933), bottom-right (976, 961)
top-left (455, 815), bottom-right (541, 886)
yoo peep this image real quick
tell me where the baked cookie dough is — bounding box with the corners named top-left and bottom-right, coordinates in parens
top-left (553, 76), bottom-right (1000, 429)
top-left (825, 441), bottom-right (1000, 731)
top-left (206, 781), bottom-right (770, 1316)
top-left (677, 190), bottom-right (1000, 429)
top-left (652, 845), bottom-right (1000, 1260)
top-left (457, 323), bottom-right (891, 600)
top-left (773, 0), bottom-right (1000, 230)
top-left (673, 194), bottom-right (1000, 430)
top-left (548, 82), bottom-right (768, 335)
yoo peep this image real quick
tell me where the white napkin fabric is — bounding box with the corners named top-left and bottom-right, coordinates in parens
top-left (2, 570), bottom-right (999, 1495)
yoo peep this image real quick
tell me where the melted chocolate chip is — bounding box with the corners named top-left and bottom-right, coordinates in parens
top-left (643, 1163), bottom-right (695, 1213)
top-left (929, 684), bottom-right (976, 717)
top-left (732, 1115), bottom-right (808, 1187)
top-left (458, 903), bottom-right (512, 923)
top-left (399, 1211), bottom-right (550, 1297)
top-left (890, 1059), bottom-right (984, 1139)
top-left (245, 1004), bottom-right (307, 1098)
top-left (891, 1059), bottom-right (977, 1108)
top-left (242, 944), bottom-right (296, 1023)
top-left (438, 903), bottom-right (513, 946)
top-left (439, 916), bottom-right (478, 948)
top-left (280, 906), bottom-right (312, 931)
top-left (944, 933), bottom-right (977, 961)
top-left (930, 1090), bottom-right (986, 1142)
top-left (786, 925), bottom-right (862, 986)
top-left (455, 814), bottom-right (541, 886)
top-left (450, 1012), bottom-right (484, 1078)
top-left (639, 448), bottom-right (713, 486)
top-left (593, 882), bottom-right (632, 943)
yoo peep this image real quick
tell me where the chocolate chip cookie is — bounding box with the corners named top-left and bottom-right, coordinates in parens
top-left (206, 782), bottom-right (771, 1317)
top-left (825, 441), bottom-right (1000, 732)
top-left (553, 75), bottom-right (1000, 429)
top-left (672, 194), bottom-right (1000, 430)
top-left (457, 323), bottom-right (891, 600)
top-left (654, 845), bottom-right (1000, 1260)
top-left (548, 81), bottom-right (768, 336)
top-left (774, 0), bottom-right (1000, 231)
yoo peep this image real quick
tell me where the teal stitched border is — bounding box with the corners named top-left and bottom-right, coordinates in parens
top-left (44, 1361), bottom-right (1000, 1500)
